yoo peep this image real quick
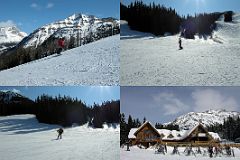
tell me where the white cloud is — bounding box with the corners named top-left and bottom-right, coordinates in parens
top-left (0, 20), bottom-right (16, 27)
top-left (191, 89), bottom-right (238, 112)
top-left (46, 3), bottom-right (54, 9)
top-left (153, 92), bottom-right (190, 116)
top-left (12, 89), bottom-right (21, 94)
top-left (30, 3), bottom-right (38, 8)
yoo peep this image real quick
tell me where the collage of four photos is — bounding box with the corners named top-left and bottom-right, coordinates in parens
top-left (0, 0), bottom-right (240, 159)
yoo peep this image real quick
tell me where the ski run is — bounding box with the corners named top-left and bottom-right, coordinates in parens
top-left (121, 13), bottom-right (240, 86)
top-left (0, 35), bottom-right (119, 86)
top-left (0, 114), bottom-right (119, 160)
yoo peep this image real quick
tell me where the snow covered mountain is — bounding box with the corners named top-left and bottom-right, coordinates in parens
top-left (0, 26), bottom-right (27, 53)
top-left (0, 114), bottom-right (119, 160)
top-left (165, 109), bottom-right (240, 130)
top-left (0, 90), bottom-right (32, 104)
top-left (20, 13), bottom-right (119, 48)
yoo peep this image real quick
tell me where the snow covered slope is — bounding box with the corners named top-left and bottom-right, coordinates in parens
top-left (121, 13), bottom-right (240, 86)
top-left (0, 114), bottom-right (119, 160)
top-left (0, 35), bottom-right (119, 86)
top-left (0, 26), bottom-right (27, 53)
top-left (164, 109), bottom-right (240, 130)
top-left (21, 13), bottom-right (119, 48)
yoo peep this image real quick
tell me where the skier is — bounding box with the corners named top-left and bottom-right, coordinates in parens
top-left (179, 37), bottom-right (183, 50)
top-left (164, 143), bottom-right (167, 153)
top-left (57, 37), bottom-right (65, 54)
top-left (57, 128), bottom-right (64, 139)
top-left (208, 145), bottom-right (214, 158)
top-left (126, 140), bottom-right (130, 151)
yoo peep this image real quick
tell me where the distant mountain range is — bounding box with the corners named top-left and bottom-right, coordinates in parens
top-left (164, 109), bottom-right (240, 130)
top-left (0, 90), bottom-right (33, 104)
top-left (0, 26), bottom-right (27, 53)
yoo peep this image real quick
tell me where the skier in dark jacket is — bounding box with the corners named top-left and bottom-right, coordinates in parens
top-left (57, 128), bottom-right (64, 139)
top-left (179, 37), bottom-right (183, 50)
top-left (57, 37), bottom-right (65, 54)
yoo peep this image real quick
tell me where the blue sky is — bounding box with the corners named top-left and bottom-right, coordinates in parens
top-left (0, 0), bottom-right (119, 34)
top-left (0, 86), bottom-right (120, 106)
top-left (121, 87), bottom-right (240, 124)
top-left (122, 0), bottom-right (240, 16)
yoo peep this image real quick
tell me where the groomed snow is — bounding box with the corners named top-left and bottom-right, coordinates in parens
top-left (121, 13), bottom-right (240, 86)
top-left (121, 146), bottom-right (240, 160)
top-left (0, 114), bottom-right (119, 160)
top-left (0, 35), bottom-right (119, 86)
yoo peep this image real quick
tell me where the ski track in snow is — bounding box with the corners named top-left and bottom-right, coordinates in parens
top-left (121, 146), bottom-right (240, 160)
top-left (0, 35), bottom-right (119, 86)
top-left (0, 115), bottom-right (119, 160)
top-left (121, 14), bottom-right (240, 86)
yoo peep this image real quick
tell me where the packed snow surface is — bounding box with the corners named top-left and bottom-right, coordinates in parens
top-left (0, 35), bottom-right (119, 86)
top-left (121, 146), bottom-right (240, 160)
top-left (121, 13), bottom-right (240, 85)
top-left (0, 114), bottom-right (119, 160)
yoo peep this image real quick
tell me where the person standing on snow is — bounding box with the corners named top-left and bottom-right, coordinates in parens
top-left (179, 37), bottom-right (183, 50)
top-left (57, 37), bottom-right (65, 54)
top-left (57, 128), bottom-right (64, 139)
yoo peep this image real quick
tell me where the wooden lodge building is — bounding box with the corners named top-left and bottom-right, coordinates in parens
top-left (128, 121), bottom-right (220, 147)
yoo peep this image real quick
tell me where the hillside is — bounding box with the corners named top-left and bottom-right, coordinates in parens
top-left (121, 13), bottom-right (240, 85)
top-left (164, 109), bottom-right (240, 130)
top-left (0, 13), bottom-right (119, 71)
top-left (0, 114), bottom-right (119, 160)
top-left (0, 35), bottom-right (119, 86)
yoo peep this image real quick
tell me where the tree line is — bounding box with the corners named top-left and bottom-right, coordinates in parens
top-left (120, 113), bottom-right (179, 145)
top-left (207, 116), bottom-right (240, 142)
top-left (121, 1), bottom-right (224, 38)
top-left (0, 94), bottom-right (119, 128)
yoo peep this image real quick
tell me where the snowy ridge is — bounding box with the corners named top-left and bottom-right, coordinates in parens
top-left (22, 13), bottom-right (119, 48)
top-left (165, 109), bottom-right (240, 130)
top-left (0, 90), bottom-right (26, 103)
top-left (0, 26), bottom-right (27, 43)
top-left (0, 26), bottom-right (27, 53)
top-left (0, 35), bottom-right (120, 86)
top-left (0, 114), bottom-right (119, 160)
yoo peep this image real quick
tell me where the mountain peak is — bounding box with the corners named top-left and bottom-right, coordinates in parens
top-left (165, 109), bottom-right (240, 130)
top-left (67, 13), bottom-right (83, 20)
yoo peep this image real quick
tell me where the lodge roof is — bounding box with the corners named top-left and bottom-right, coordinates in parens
top-left (128, 122), bottom-right (221, 141)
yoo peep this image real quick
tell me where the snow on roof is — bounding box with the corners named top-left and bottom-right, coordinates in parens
top-left (128, 128), bottom-right (138, 139)
top-left (157, 129), bottom-right (187, 141)
top-left (128, 123), bottom-right (221, 141)
top-left (134, 121), bottom-right (160, 136)
top-left (209, 132), bottom-right (221, 140)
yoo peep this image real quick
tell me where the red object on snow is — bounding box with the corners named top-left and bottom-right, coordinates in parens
top-left (58, 39), bottom-right (65, 48)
